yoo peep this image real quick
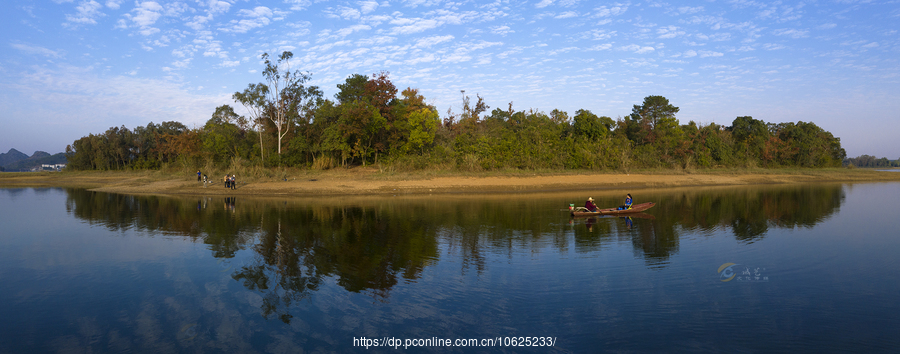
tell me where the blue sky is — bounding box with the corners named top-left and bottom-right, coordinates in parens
top-left (2, 0), bottom-right (898, 158)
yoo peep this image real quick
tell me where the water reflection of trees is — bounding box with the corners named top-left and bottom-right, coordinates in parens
top-left (571, 184), bottom-right (844, 266)
top-left (63, 184), bottom-right (844, 318)
top-left (658, 184), bottom-right (845, 243)
top-left (230, 205), bottom-right (440, 323)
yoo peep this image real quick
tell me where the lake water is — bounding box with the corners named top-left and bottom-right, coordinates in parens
top-left (1, 183), bottom-right (899, 353)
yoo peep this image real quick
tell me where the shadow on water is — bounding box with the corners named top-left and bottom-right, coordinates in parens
top-left (61, 183), bottom-right (845, 320)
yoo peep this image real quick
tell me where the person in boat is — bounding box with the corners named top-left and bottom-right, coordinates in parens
top-left (618, 193), bottom-right (633, 210)
top-left (585, 197), bottom-right (599, 212)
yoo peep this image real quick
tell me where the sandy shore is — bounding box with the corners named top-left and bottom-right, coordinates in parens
top-left (3, 168), bottom-right (899, 197)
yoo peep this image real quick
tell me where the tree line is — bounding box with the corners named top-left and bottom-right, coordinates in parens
top-left (66, 51), bottom-right (848, 172)
top-left (843, 155), bottom-right (899, 168)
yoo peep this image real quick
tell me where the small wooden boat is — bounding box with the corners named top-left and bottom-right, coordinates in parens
top-left (571, 202), bottom-right (656, 217)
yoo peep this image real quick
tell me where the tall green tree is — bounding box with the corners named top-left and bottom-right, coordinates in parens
top-left (572, 109), bottom-right (613, 140)
top-left (337, 100), bottom-right (386, 166)
top-left (335, 74), bottom-right (369, 104)
top-left (730, 116), bottom-right (769, 162)
top-left (626, 95), bottom-right (680, 145)
top-left (398, 88), bottom-right (439, 154)
top-left (202, 105), bottom-right (248, 163)
top-left (261, 51), bottom-right (321, 156)
top-left (233, 83), bottom-right (269, 160)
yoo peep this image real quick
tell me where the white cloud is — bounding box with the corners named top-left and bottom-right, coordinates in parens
top-left (621, 44), bottom-right (655, 54)
top-left (699, 50), bottom-right (723, 57)
top-left (817, 23), bottom-right (837, 30)
top-left (357, 35), bottom-right (397, 46)
top-left (549, 46), bottom-right (579, 55)
top-left (441, 51), bottom-right (472, 63)
top-left (186, 14), bottom-right (213, 30)
top-left (342, 24), bottom-right (373, 35)
top-left (678, 6), bottom-right (703, 14)
top-left (360, 1), bottom-right (379, 14)
top-left (129, 1), bottom-right (163, 27)
top-left (11, 64), bottom-right (228, 131)
top-left (657, 26), bottom-right (684, 39)
top-left (239, 6), bottom-right (274, 19)
top-left (105, 0), bottom-right (122, 10)
top-left (336, 6), bottom-right (361, 20)
top-left (555, 11), bottom-right (578, 19)
top-left (773, 28), bottom-right (808, 39)
top-left (10, 43), bottom-right (63, 58)
top-left (64, 0), bottom-right (105, 27)
top-left (385, 9), bottom-right (484, 35)
top-left (535, 0), bottom-right (554, 8)
top-left (491, 25), bottom-right (513, 35)
top-left (285, 0), bottom-right (311, 11)
top-left (207, 0), bottom-right (231, 14)
top-left (139, 27), bottom-right (160, 36)
top-left (400, 0), bottom-right (440, 8)
top-left (391, 17), bottom-right (440, 34)
top-left (585, 29), bottom-right (616, 40)
top-left (414, 35), bottom-right (454, 48)
top-left (222, 6), bottom-right (274, 33)
top-left (710, 33), bottom-right (732, 41)
top-left (683, 50), bottom-right (697, 58)
top-left (405, 53), bottom-right (437, 65)
top-left (593, 5), bottom-right (627, 17)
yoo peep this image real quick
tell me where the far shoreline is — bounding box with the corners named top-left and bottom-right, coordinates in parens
top-left (3, 168), bottom-right (900, 197)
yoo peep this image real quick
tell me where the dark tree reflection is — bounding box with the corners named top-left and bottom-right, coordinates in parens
top-left (61, 183), bottom-right (845, 320)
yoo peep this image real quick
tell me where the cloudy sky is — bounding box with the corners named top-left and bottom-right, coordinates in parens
top-left (2, 0), bottom-right (898, 158)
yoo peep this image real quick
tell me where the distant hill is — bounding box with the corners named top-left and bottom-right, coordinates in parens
top-left (0, 150), bottom-right (67, 172)
top-left (0, 148), bottom-right (29, 167)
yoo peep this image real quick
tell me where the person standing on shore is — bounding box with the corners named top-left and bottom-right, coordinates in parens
top-left (224, 175), bottom-right (230, 189)
top-left (197, 170), bottom-right (201, 182)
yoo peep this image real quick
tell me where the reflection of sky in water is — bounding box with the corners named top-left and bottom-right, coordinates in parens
top-left (0, 190), bottom-right (268, 352)
top-left (1, 184), bottom-right (899, 352)
top-left (0, 189), bottom-right (188, 270)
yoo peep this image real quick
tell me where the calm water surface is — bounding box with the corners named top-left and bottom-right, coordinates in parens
top-left (1, 183), bottom-right (899, 353)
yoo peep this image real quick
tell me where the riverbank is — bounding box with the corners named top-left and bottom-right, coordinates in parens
top-left (2, 168), bottom-right (899, 196)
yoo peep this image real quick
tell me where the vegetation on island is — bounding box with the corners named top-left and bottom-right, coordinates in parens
top-left (844, 155), bottom-right (900, 168)
top-left (65, 51), bottom-right (848, 173)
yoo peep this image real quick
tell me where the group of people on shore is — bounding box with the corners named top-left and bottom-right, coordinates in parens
top-left (224, 174), bottom-right (237, 189)
top-left (585, 194), bottom-right (632, 212)
top-left (196, 170), bottom-right (237, 189)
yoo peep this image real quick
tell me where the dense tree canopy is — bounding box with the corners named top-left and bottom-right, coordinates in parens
top-left (66, 60), bottom-right (849, 172)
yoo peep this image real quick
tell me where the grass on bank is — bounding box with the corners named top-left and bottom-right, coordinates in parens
top-left (3, 164), bottom-right (900, 188)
